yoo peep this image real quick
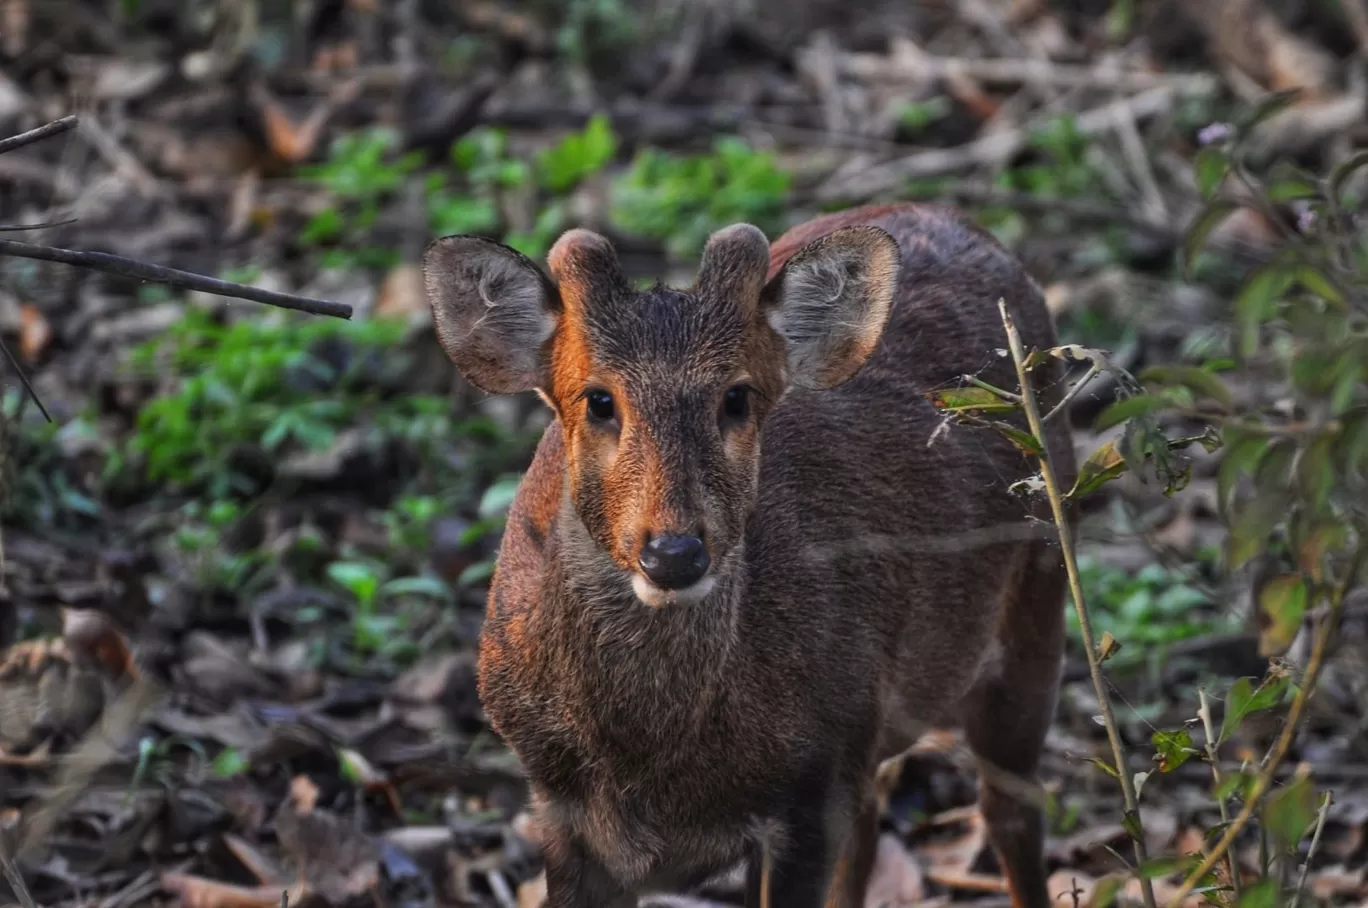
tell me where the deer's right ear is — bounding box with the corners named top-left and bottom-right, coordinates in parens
top-left (424, 235), bottom-right (560, 396)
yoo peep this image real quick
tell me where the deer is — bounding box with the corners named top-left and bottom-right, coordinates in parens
top-left (423, 202), bottom-right (1079, 908)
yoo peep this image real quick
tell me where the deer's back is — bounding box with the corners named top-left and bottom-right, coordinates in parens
top-left (742, 204), bottom-right (1074, 750)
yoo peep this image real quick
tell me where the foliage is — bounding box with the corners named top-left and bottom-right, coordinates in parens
top-left (609, 137), bottom-right (792, 260)
top-left (0, 390), bottom-right (103, 529)
top-left (1068, 556), bottom-right (1230, 654)
top-left (118, 307), bottom-right (423, 497)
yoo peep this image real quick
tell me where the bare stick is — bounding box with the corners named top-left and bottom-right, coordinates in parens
top-left (999, 298), bottom-right (1158, 908)
top-left (1168, 549), bottom-right (1366, 906)
top-left (1198, 688), bottom-right (1241, 900)
top-left (1290, 791), bottom-right (1333, 908)
top-left (0, 239), bottom-right (353, 319)
top-left (0, 336), bottom-right (51, 423)
top-left (0, 218), bottom-right (77, 232)
top-left (1043, 363), bottom-right (1101, 425)
top-left (0, 834), bottom-right (37, 908)
top-left (0, 116), bottom-right (77, 156)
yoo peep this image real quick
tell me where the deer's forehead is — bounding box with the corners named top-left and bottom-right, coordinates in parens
top-left (570, 288), bottom-right (746, 373)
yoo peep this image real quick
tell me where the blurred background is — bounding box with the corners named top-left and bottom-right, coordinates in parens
top-left (2, 0), bottom-right (1368, 906)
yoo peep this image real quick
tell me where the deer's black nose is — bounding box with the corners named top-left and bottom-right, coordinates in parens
top-left (638, 534), bottom-right (710, 590)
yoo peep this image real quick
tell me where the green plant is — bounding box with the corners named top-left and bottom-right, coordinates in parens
top-left (535, 112), bottom-right (618, 194)
top-left (609, 137), bottom-right (792, 260)
top-left (0, 390), bottom-right (103, 529)
top-left (1068, 556), bottom-right (1229, 654)
top-left (119, 308), bottom-right (416, 496)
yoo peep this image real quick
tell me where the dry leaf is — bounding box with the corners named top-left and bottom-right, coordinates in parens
top-left (18, 303), bottom-right (50, 362)
top-left (160, 873), bottom-right (304, 908)
top-left (376, 263), bottom-right (427, 322)
top-left (865, 834), bottom-right (925, 907)
top-left (517, 872), bottom-right (547, 908)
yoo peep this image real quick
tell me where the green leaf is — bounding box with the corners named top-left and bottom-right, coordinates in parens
top-left (1235, 88), bottom-right (1303, 138)
top-left (1233, 264), bottom-right (1296, 358)
top-left (1091, 876), bottom-right (1124, 908)
top-left (1137, 856), bottom-right (1187, 879)
top-left (1257, 574), bottom-right (1308, 658)
top-left (1293, 265), bottom-right (1346, 307)
top-left (380, 575), bottom-right (453, 601)
top-left (327, 560), bottom-right (382, 605)
top-left (1264, 773), bottom-right (1317, 851)
top-left (1094, 394), bottom-right (1170, 431)
top-left (989, 422), bottom-right (1044, 457)
top-left (1089, 757), bottom-right (1120, 780)
top-left (1214, 770), bottom-right (1256, 803)
top-left (1139, 364), bottom-right (1233, 411)
top-left (478, 473), bottom-right (524, 519)
top-left (1219, 673), bottom-right (1290, 744)
top-left (1328, 149), bottom-right (1368, 203)
top-left (1182, 200), bottom-right (1241, 274)
top-left (1151, 728), bottom-right (1197, 772)
top-left (212, 748), bottom-right (249, 778)
top-left (1236, 879), bottom-right (1281, 908)
top-left (925, 386), bottom-right (1019, 413)
top-left (1227, 491), bottom-right (1292, 569)
top-left (1194, 147), bottom-right (1230, 198)
top-left (1066, 440), bottom-right (1129, 499)
top-left (1121, 809), bottom-right (1144, 843)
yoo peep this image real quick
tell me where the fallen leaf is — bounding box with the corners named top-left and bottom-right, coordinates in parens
top-left (18, 303), bottom-right (50, 362)
top-left (865, 834), bottom-right (925, 906)
top-left (376, 262), bottom-right (428, 322)
top-left (159, 873), bottom-right (304, 908)
top-left (518, 872), bottom-right (547, 908)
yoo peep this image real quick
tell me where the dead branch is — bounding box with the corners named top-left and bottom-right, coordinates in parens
top-left (0, 116), bottom-right (77, 156)
top-left (814, 77), bottom-right (1219, 203)
top-left (0, 239), bottom-right (353, 319)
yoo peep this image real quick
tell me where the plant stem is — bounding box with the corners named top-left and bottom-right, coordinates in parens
top-left (1289, 791), bottom-right (1332, 908)
top-left (998, 299), bottom-right (1158, 908)
top-left (1044, 362), bottom-right (1101, 424)
top-left (1168, 548), bottom-right (1366, 906)
top-left (1198, 688), bottom-right (1242, 900)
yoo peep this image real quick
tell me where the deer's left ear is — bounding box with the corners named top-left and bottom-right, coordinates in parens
top-left (761, 226), bottom-right (901, 390)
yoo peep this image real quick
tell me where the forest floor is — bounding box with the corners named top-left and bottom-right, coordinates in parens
top-left (3, 1), bottom-right (1368, 906)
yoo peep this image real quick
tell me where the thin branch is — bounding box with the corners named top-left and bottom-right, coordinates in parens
top-left (999, 298), bottom-right (1158, 908)
top-left (1168, 548), bottom-right (1368, 906)
top-left (963, 374), bottom-right (1022, 402)
top-left (0, 834), bottom-right (37, 908)
top-left (1290, 791), bottom-right (1333, 908)
top-left (1044, 363), bottom-right (1102, 424)
top-left (0, 239), bottom-right (353, 319)
top-left (0, 219), bottom-right (77, 232)
top-left (0, 336), bottom-right (51, 423)
top-left (1198, 688), bottom-right (1241, 900)
top-left (0, 116), bottom-right (77, 155)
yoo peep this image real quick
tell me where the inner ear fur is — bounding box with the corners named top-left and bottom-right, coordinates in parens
top-left (423, 235), bottom-right (560, 396)
top-left (761, 225), bottom-right (902, 390)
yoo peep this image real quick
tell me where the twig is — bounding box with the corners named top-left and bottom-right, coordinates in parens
top-left (0, 218), bottom-right (78, 232)
top-left (1290, 791), bottom-right (1333, 908)
top-left (1198, 688), bottom-right (1241, 900)
top-left (0, 827), bottom-right (37, 908)
top-left (1168, 548), bottom-right (1368, 907)
top-left (0, 337), bottom-right (51, 423)
top-left (0, 239), bottom-right (352, 319)
top-left (816, 77), bottom-right (1218, 203)
top-left (998, 298), bottom-right (1158, 908)
top-left (1043, 363), bottom-right (1101, 424)
top-left (843, 40), bottom-right (1212, 94)
top-left (964, 374), bottom-right (1022, 402)
top-left (0, 116), bottom-right (77, 155)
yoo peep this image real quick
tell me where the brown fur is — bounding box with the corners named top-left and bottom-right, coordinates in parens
top-left (424, 203), bottom-right (1079, 908)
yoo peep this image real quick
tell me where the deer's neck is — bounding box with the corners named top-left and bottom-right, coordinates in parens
top-left (549, 495), bottom-right (742, 752)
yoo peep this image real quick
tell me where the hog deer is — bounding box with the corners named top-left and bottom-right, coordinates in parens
top-left (424, 203), bottom-right (1078, 908)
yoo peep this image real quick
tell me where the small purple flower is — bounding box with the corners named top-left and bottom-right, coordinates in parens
top-left (1295, 203), bottom-right (1318, 234)
top-left (1197, 122), bottom-right (1232, 146)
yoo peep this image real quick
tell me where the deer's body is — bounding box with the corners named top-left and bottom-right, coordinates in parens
top-left (426, 203), bottom-right (1077, 908)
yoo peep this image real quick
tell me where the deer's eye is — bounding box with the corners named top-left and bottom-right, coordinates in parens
top-left (586, 389), bottom-right (616, 423)
top-left (721, 385), bottom-right (751, 423)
